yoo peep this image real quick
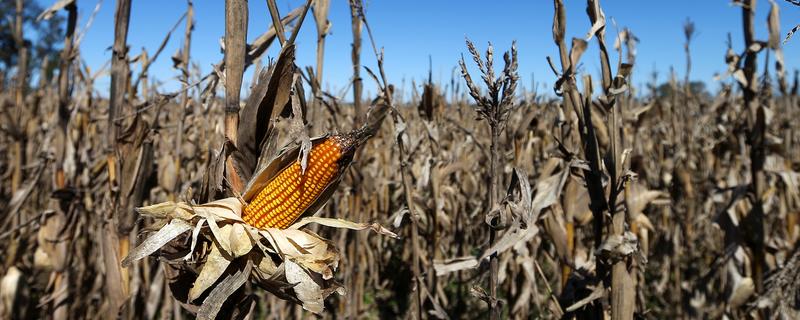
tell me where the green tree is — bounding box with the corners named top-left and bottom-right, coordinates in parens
top-left (657, 80), bottom-right (711, 100)
top-left (0, 0), bottom-right (65, 81)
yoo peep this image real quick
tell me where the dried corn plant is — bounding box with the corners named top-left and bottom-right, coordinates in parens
top-left (2, 0), bottom-right (800, 319)
top-left (458, 38), bottom-right (520, 319)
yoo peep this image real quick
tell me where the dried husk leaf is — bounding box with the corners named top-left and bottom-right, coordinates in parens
top-left (122, 219), bottom-right (193, 267)
top-left (196, 261), bottom-right (252, 320)
top-left (259, 228), bottom-right (339, 279)
top-left (253, 252), bottom-right (279, 277)
top-left (190, 198), bottom-right (244, 222)
top-left (626, 181), bottom-right (665, 218)
top-left (227, 223), bottom-right (254, 258)
top-left (189, 243), bottom-right (232, 301)
top-left (157, 154), bottom-right (177, 192)
top-left (598, 231), bottom-right (639, 262)
top-left (234, 44), bottom-right (298, 181)
top-left (285, 259), bottom-right (335, 314)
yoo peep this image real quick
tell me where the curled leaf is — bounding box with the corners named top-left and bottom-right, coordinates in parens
top-left (291, 217), bottom-right (398, 238)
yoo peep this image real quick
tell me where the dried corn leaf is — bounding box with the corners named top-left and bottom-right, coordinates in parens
top-left (122, 219), bottom-right (193, 267)
top-left (235, 45), bottom-right (297, 180)
top-left (135, 201), bottom-right (180, 219)
top-left (37, 0), bottom-right (75, 21)
top-left (584, 0), bottom-right (606, 41)
top-left (285, 259), bottom-right (342, 314)
top-left (189, 243), bottom-right (232, 301)
top-left (289, 78), bottom-right (312, 173)
top-left (433, 257), bottom-right (479, 276)
top-left (480, 168), bottom-right (539, 261)
top-left (196, 261), bottom-right (252, 320)
top-left (532, 167), bottom-right (569, 216)
top-left (0, 267), bottom-right (22, 319)
top-left (260, 228), bottom-right (338, 278)
top-left (190, 198), bottom-right (244, 222)
top-left (291, 217), bottom-right (398, 238)
top-left (227, 223), bottom-right (253, 257)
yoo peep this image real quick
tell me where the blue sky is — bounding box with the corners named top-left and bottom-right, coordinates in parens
top-left (64, 0), bottom-right (800, 99)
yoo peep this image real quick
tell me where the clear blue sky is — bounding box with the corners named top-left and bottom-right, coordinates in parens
top-left (64, 0), bottom-right (800, 99)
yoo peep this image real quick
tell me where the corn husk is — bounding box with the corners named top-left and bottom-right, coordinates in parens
top-left (123, 197), bottom-right (396, 318)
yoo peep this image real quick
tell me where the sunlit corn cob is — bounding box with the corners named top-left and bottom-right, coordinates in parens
top-left (242, 135), bottom-right (355, 229)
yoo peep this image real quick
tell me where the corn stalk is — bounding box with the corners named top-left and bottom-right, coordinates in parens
top-left (224, 0), bottom-right (248, 192)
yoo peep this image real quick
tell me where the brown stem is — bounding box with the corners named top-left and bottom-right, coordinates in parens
top-left (683, 18), bottom-right (695, 97)
top-left (224, 0), bottom-right (248, 193)
top-left (740, 0), bottom-right (766, 294)
top-left (174, 1), bottom-right (194, 195)
top-left (106, 0), bottom-right (133, 317)
top-left (398, 122), bottom-right (424, 320)
top-left (266, 0), bottom-right (287, 45)
top-left (349, 0), bottom-right (364, 127)
top-left (108, 0), bottom-right (132, 148)
top-left (488, 121), bottom-right (500, 320)
top-left (11, 0), bottom-right (27, 195)
top-left (224, 0), bottom-right (247, 149)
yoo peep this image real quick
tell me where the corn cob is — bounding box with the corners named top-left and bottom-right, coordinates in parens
top-left (242, 135), bottom-right (353, 229)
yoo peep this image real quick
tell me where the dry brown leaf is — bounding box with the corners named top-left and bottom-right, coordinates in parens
top-left (37, 0), bottom-right (76, 21)
top-left (121, 219), bottom-right (193, 267)
top-left (291, 216), bottom-right (398, 238)
top-left (227, 223), bottom-right (254, 258)
top-left (480, 168), bottom-right (540, 261)
top-left (285, 259), bottom-right (343, 315)
top-left (433, 257), bottom-right (479, 276)
top-left (189, 243), bottom-right (232, 301)
top-left (196, 261), bottom-right (252, 320)
top-left (0, 267), bottom-right (22, 319)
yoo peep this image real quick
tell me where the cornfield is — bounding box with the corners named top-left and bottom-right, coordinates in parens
top-left (1, 0), bottom-right (800, 319)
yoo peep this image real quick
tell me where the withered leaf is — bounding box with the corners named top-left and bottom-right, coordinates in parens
top-left (285, 259), bottom-right (328, 315)
top-left (188, 243), bottom-right (231, 301)
top-left (196, 261), bottom-right (252, 320)
top-left (122, 219), bottom-right (193, 267)
top-left (234, 45), bottom-right (297, 181)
